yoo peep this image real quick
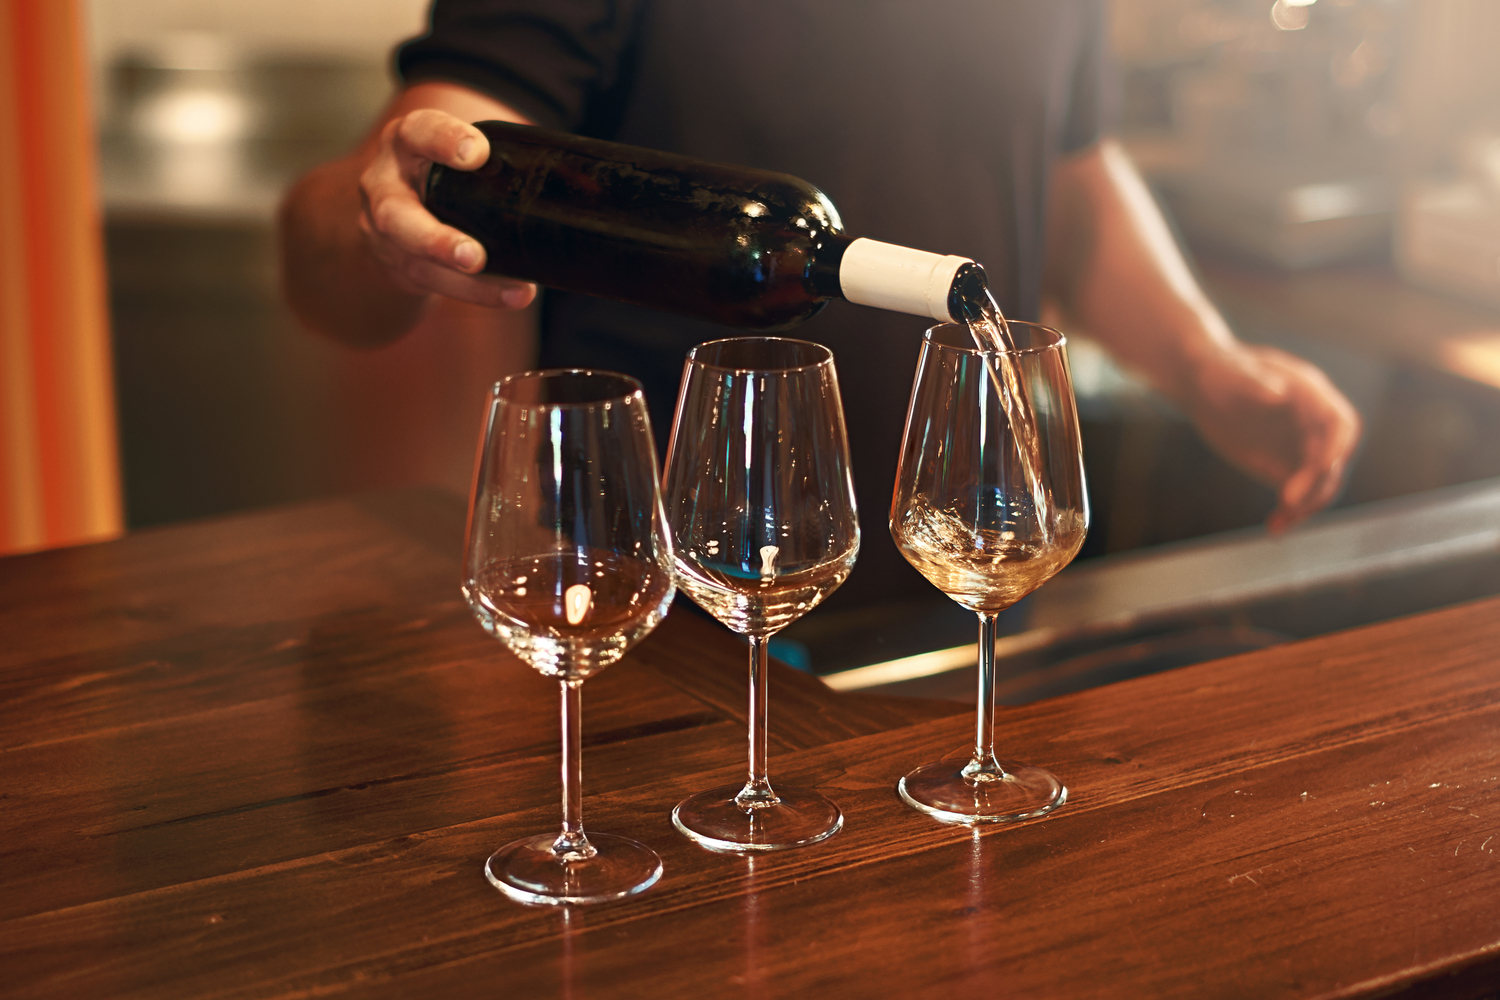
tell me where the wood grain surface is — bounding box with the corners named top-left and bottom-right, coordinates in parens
top-left (2, 490), bottom-right (1498, 999)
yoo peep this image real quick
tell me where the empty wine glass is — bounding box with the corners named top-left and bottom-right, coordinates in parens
top-left (663, 337), bottom-right (859, 852)
top-left (464, 370), bottom-right (675, 903)
top-left (891, 322), bottom-right (1087, 823)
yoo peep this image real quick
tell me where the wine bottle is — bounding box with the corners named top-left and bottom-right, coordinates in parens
top-left (423, 120), bottom-right (985, 331)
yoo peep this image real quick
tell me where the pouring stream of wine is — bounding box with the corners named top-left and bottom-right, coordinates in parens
top-left (959, 290), bottom-right (1052, 545)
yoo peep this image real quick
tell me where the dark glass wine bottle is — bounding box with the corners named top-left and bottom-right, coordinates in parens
top-left (424, 120), bottom-right (987, 331)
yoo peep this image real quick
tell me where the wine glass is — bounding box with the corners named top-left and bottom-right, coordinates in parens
top-left (891, 321), bottom-right (1088, 823)
top-left (663, 337), bottom-right (859, 852)
top-left (463, 369), bottom-right (676, 904)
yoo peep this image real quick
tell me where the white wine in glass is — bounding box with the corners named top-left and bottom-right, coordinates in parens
top-left (464, 370), bottom-right (675, 904)
top-left (891, 321), bottom-right (1088, 823)
top-left (664, 337), bottom-right (859, 852)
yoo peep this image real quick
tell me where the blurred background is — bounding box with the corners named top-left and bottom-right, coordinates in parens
top-left (73, 0), bottom-right (1500, 531)
top-left (6, 0), bottom-right (1500, 690)
top-left (87, 0), bottom-right (531, 530)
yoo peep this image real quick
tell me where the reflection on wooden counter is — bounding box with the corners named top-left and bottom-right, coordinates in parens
top-left (2, 489), bottom-right (1499, 998)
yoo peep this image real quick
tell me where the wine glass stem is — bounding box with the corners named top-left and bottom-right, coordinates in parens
top-left (965, 612), bottom-right (1006, 781)
top-left (736, 634), bottom-right (779, 809)
top-left (555, 679), bottom-right (597, 860)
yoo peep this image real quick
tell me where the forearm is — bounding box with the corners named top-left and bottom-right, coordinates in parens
top-left (279, 154), bottom-right (424, 347)
top-left (1044, 139), bottom-right (1234, 406)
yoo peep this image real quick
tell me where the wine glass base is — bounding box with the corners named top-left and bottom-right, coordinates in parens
top-left (898, 759), bottom-right (1068, 824)
top-left (485, 832), bottom-right (663, 906)
top-left (672, 785), bottom-right (843, 853)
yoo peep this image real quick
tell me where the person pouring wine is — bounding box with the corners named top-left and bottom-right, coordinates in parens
top-left (279, 0), bottom-right (1360, 614)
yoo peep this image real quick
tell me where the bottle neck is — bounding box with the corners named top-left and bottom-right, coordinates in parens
top-left (817, 237), bottom-right (974, 323)
top-left (807, 233), bottom-right (855, 300)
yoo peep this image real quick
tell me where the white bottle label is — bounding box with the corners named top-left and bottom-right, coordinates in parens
top-left (838, 238), bottom-right (971, 322)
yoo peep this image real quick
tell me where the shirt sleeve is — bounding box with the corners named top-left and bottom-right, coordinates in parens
top-left (396, 0), bottom-right (644, 133)
top-left (1059, 0), bottom-right (1118, 153)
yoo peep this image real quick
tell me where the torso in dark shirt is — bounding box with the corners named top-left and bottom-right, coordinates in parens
top-left (400, 0), bottom-right (1111, 609)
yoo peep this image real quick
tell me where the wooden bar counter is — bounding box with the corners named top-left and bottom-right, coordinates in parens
top-left (3, 489), bottom-right (1499, 999)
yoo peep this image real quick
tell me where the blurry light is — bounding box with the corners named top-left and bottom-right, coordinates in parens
top-left (1286, 183), bottom-right (1368, 223)
top-left (138, 89), bottom-right (249, 144)
top-left (1271, 0), bottom-right (1311, 30)
top-left (1283, 0), bottom-right (1317, 6)
top-left (1473, 136), bottom-right (1500, 191)
top-left (1438, 331), bottom-right (1500, 392)
top-left (1281, 177), bottom-right (1389, 227)
top-left (743, 201), bottom-right (767, 218)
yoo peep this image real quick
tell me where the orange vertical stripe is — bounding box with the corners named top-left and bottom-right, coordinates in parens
top-left (0, 0), bottom-right (44, 550)
top-left (0, 0), bottom-right (121, 554)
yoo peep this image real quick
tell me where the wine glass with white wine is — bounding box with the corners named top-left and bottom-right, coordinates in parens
top-left (463, 370), bottom-right (675, 904)
top-left (663, 337), bottom-right (859, 852)
top-left (890, 321), bottom-right (1087, 823)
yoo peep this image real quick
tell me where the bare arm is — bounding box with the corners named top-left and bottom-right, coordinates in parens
top-left (278, 81), bottom-right (538, 347)
top-left (1044, 139), bottom-right (1361, 532)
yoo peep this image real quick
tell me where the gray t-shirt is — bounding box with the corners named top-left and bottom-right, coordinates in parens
top-left (399, 0), bottom-right (1113, 609)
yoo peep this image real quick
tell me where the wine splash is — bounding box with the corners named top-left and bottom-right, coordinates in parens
top-left (893, 493), bottom-right (1085, 612)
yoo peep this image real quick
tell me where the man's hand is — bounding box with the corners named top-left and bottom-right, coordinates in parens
top-left (279, 82), bottom-right (536, 347)
top-left (1183, 343), bottom-right (1361, 533)
top-left (358, 109), bottom-right (536, 309)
